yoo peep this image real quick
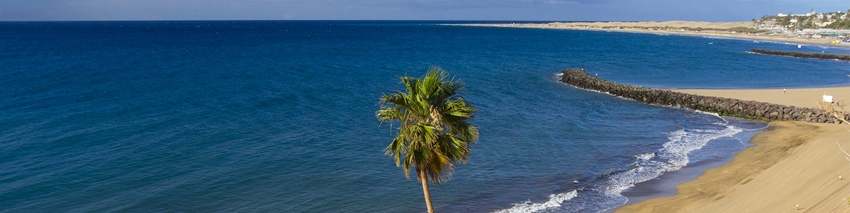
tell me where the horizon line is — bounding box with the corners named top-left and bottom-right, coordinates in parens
top-left (0, 19), bottom-right (747, 23)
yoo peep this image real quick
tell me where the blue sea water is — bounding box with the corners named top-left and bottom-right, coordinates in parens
top-left (1, 21), bottom-right (849, 212)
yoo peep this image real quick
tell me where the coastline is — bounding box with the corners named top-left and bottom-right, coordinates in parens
top-left (557, 68), bottom-right (850, 211)
top-left (618, 87), bottom-right (850, 212)
top-left (459, 21), bottom-right (850, 47)
top-left (616, 126), bottom-right (765, 208)
top-left (672, 87), bottom-right (850, 109)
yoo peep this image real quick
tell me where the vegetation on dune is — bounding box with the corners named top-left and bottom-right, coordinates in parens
top-left (825, 19), bottom-right (850, 29)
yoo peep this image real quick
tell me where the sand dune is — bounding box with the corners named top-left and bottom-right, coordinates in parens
top-left (463, 21), bottom-right (849, 46)
top-left (545, 21), bottom-right (753, 29)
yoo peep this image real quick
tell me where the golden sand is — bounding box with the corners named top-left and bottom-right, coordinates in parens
top-left (463, 21), bottom-right (850, 46)
top-left (618, 87), bottom-right (850, 212)
top-left (465, 20), bottom-right (850, 212)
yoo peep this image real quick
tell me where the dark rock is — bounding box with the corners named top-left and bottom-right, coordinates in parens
top-left (558, 68), bottom-right (842, 124)
top-left (751, 49), bottom-right (850, 61)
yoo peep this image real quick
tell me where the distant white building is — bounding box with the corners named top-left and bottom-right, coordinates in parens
top-left (777, 11), bottom-right (816, 17)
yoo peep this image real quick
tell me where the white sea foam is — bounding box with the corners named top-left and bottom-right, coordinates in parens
top-left (553, 73), bottom-right (564, 82)
top-left (494, 190), bottom-right (578, 213)
top-left (493, 123), bottom-right (742, 213)
top-left (607, 124), bottom-right (742, 196)
top-left (516, 77), bottom-right (752, 212)
top-left (692, 110), bottom-right (719, 117)
top-left (692, 110), bottom-right (729, 124)
top-left (635, 152), bottom-right (655, 161)
top-left (567, 84), bottom-right (613, 96)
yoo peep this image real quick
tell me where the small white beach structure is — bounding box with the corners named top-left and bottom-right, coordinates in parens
top-left (824, 95), bottom-right (833, 103)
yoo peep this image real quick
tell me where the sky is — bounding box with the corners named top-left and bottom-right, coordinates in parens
top-left (0, 0), bottom-right (848, 22)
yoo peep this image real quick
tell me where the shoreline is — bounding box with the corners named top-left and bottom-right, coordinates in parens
top-left (615, 126), bottom-right (765, 209)
top-left (617, 87), bottom-right (850, 212)
top-left (557, 68), bottom-right (850, 211)
top-left (559, 68), bottom-right (850, 123)
top-left (458, 21), bottom-right (850, 47)
top-left (672, 87), bottom-right (850, 109)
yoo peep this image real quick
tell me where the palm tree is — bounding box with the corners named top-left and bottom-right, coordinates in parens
top-left (376, 67), bottom-right (479, 213)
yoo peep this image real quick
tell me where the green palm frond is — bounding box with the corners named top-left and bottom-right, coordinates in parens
top-left (376, 66), bottom-right (479, 184)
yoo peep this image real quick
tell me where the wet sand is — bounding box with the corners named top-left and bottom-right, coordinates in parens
top-left (618, 87), bottom-right (850, 212)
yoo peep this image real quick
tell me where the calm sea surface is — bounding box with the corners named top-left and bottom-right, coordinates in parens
top-left (1, 21), bottom-right (849, 212)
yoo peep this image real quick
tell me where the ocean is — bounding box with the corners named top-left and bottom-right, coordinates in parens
top-left (1, 21), bottom-right (849, 212)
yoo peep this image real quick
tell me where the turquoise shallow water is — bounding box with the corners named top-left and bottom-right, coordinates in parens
top-left (1, 21), bottom-right (849, 212)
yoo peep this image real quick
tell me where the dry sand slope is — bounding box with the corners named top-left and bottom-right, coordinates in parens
top-left (619, 87), bottom-right (850, 212)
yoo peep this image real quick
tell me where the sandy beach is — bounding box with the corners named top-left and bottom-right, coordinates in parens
top-left (618, 87), bottom-right (850, 212)
top-left (462, 21), bottom-right (850, 47)
top-left (674, 87), bottom-right (850, 109)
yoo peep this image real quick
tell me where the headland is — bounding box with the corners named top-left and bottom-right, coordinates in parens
top-left (460, 21), bottom-right (850, 47)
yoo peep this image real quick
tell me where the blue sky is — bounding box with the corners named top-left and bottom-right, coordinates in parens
top-left (1, 0), bottom-right (847, 21)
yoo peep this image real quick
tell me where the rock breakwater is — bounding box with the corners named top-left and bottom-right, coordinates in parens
top-left (750, 49), bottom-right (850, 61)
top-left (559, 68), bottom-right (849, 123)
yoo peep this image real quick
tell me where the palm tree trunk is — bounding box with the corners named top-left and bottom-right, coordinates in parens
top-left (419, 169), bottom-right (434, 213)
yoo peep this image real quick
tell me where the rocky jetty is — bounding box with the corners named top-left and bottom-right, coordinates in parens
top-left (750, 48), bottom-right (850, 61)
top-left (559, 68), bottom-right (849, 123)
